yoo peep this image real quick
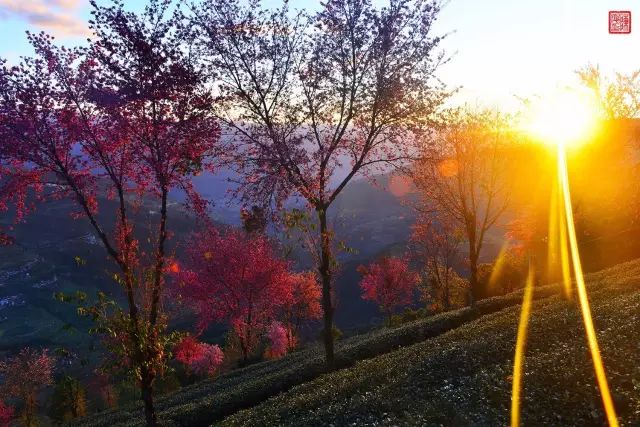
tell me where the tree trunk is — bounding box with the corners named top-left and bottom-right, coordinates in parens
top-left (317, 207), bottom-right (335, 370)
top-left (443, 278), bottom-right (451, 311)
top-left (468, 249), bottom-right (479, 306)
top-left (141, 372), bottom-right (157, 427)
top-left (23, 392), bottom-right (36, 427)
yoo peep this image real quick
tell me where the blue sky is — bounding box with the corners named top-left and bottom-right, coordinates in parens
top-left (0, 0), bottom-right (637, 109)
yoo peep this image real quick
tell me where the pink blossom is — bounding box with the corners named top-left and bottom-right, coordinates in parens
top-left (174, 336), bottom-right (224, 376)
top-left (266, 321), bottom-right (290, 359)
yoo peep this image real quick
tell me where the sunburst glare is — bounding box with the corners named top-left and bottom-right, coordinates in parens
top-left (511, 91), bottom-right (618, 427)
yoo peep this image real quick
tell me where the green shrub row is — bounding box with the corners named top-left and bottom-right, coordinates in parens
top-left (221, 259), bottom-right (640, 426)
top-left (72, 260), bottom-right (640, 426)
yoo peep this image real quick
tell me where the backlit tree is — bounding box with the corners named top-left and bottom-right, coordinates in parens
top-left (0, 1), bottom-right (221, 424)
top-left (190, 0), bottom-right (448, 367)
top-left (174, 227), bottom-right (292, 362)
top-left (410, 216), bottom-right (466, 311)
top-left (414, 109), bottom-right (515, 305)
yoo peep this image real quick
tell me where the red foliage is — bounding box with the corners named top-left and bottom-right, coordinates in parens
top-left (0, 401), bottom-right (13, 427)
top-left (280, 272), bottom-right (322, 350)
top-left (265, 321), bottom-right (290, 359)
top-left (0, 2), bottom-right (224, 421)
top-left (359, 257), bottom-right (418, 316)
top-left (174, 227), bottom-right (293, 360)
top-left (174, 336), bottom-right (224, 376)
top-left (0, 348), bottom-right (54, 422)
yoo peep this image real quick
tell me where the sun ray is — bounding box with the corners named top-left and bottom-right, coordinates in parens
top-left (510, 258), bottom-right (535, 427)
top-left (513, 89), bottom-right (617, 426)
top-left (489, 240), bottom-right (511, 289)
top-left (547, 181), bottom-right (559, 280)
top-left (557, 146), bottom-right (619, 427)
top-left (557, 180), bottom-right (573, 299)
top-left (551, 176), bottom-right (574, 299)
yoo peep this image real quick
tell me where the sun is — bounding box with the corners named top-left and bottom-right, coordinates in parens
top-left (522, 89), bottom-right (599, 148)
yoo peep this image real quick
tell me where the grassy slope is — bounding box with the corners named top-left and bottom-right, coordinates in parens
top-left (74, 259), bottom-right (640, 426)
top-left (222, 260), bottom-right (640, 426)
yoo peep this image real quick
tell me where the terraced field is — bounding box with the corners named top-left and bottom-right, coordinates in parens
top-left (223, 260), bottom-right (640, 426)
top-left (74, 258), bottom-right (640, 426)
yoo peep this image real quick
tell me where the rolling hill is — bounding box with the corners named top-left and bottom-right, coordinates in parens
top-left (73, 259), bottom-right (640, 426)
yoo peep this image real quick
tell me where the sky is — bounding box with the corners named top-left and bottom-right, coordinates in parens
top-left (0, 0), bottom-right (637, 109)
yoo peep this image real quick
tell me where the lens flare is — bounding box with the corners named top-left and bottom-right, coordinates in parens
top-left (512, 87), bottom-right (617, 426)
top-left (510, 259), bottom-right (535, 427)
top-left (489, 240), bottom-right (511, 289)
top-left (547, 180), bottom-right (573, 298)
top-left (557, 146), bottom-right (619, 427)
top-left (510, 143), bottom-right (618, 427)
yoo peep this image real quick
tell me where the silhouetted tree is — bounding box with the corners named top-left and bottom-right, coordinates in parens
top-left (190, 0), bottom-right (448, 367)
top-left (411, 216), bottom-right (465, 311)
top-left (414, 109), bottom-right (515, 305)
top-left (49, 375), bottom-right (87, 423)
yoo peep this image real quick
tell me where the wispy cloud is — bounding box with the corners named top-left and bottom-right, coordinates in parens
top-left (0, 0), bottom-right (91, 37)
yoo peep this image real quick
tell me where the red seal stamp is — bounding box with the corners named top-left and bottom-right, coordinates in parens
top-left (609, 11), bottom-right (631, 34)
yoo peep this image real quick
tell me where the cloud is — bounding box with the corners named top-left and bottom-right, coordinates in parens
top-left (0, 0), bottom-right (90, 37)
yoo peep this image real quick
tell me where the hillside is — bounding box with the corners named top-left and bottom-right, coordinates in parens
top-left (223, 260), bottom-right (640, 426)
top-left (74, 259), bottom-right (640, 426)
top-left (0, 173), bottom-right (424, 352)
top-left (0, 194), bottom-right (199, 352)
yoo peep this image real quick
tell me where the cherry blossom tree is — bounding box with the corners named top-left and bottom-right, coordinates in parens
top-left (358, 256), bottom-right (418, 321)
top-left (280, 272), bottom-right (322, 350)
top-left (0, 348), bottom-right (54, 426)
top-left (0, 1), bottom-right (221, 424)
top-left (174, 336), bottom-right (224, 376)
top-left (174, 227), bottom-right (292, 362)
top-left (190, 0), bottom-right (448, 368)
top-left (265, 321), bottom-right (290, 359)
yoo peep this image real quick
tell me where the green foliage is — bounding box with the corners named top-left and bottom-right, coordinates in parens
top-left (389, 307), bottom-right (430, 327)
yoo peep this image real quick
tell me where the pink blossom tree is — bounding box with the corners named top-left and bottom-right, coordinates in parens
top-left (280, 272), bottom-right (322, 351)
top-left (265, 321), bottom-right (291, 359)
top-left (0, 401), bottom-right (13, 427)
top-left (174, 227), bottom-right (292, 362)
top-left (0, 348), bottom-right (54, 426)
top-left (190, 0), bottom-right (448, 368)
top-left (359, 256), bottom-right (418, 321)
top-left (0, 1), bottom-right (222, 424)
top-left (174, 336), bottom-right (224, 376)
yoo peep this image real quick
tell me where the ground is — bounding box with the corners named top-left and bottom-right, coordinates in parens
top-left (75, 259), bottom-right (640, 426)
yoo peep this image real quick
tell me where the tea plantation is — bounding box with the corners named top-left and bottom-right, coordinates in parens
top-left (75, 259), bottom-right (640, 426)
